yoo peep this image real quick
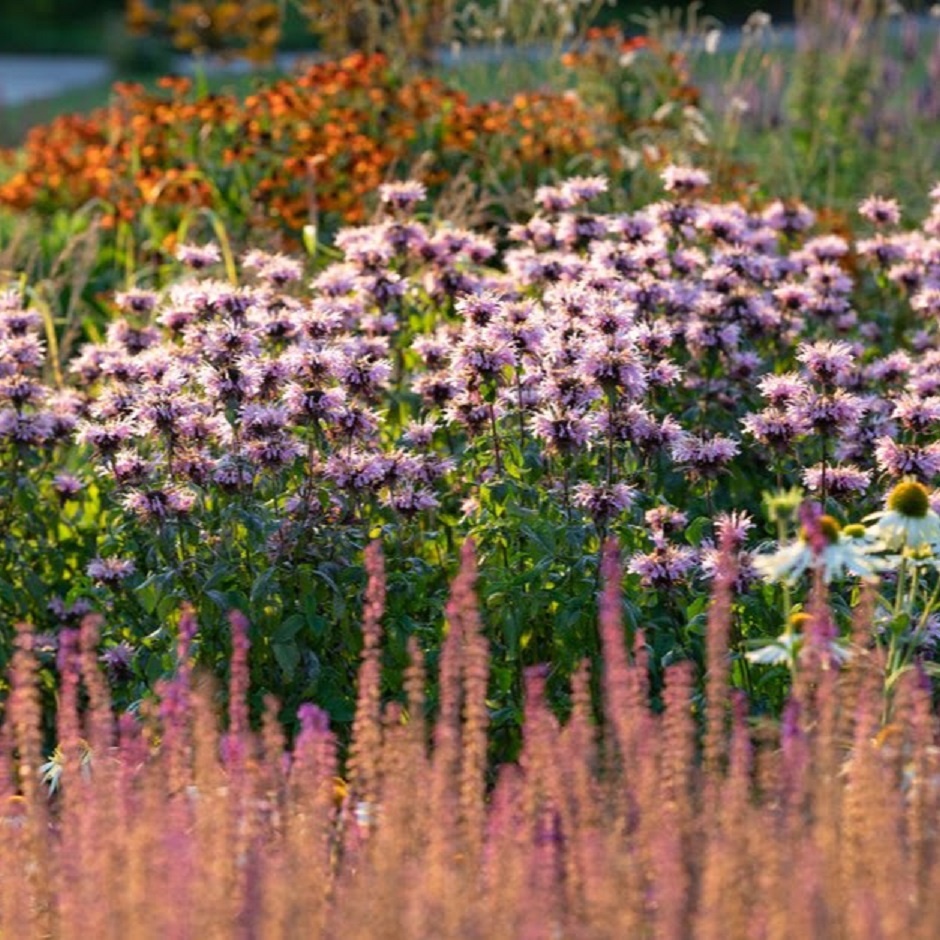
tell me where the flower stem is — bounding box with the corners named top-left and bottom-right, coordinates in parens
top-left (489, 403), bottom-right (503, 475)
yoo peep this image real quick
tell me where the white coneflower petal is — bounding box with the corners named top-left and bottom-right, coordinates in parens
top-left (754, 540), bottom-right (813, 585)
top-left (746, 632), bottom-right (802, 666)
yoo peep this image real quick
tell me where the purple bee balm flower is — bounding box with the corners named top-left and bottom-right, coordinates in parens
top-left (696, 204), bottom-right (748, 243)
top-left (246, 434), bottom-right (304, 469)
top-left (106, 320), bottom-right (160, 356)
top-left (402, 419), bottom-right (438, 447)
top-left (645, 505), bottom-right (688, 537)
top-left (53, 473), bottom-right (83, 500)
top-left (135, 392), bottom-right (197, 437)
top-left (213, 458), bottom-right (255, 491)
top-left (324, 450), bottom-right (392, 491)
top-left (100, 642), bottom-right (136, 681)
top-left (761, 199), bottom-right (816, 233)
top-left (414, 371), bottom-right (461, 408)
top-left (338, 355), bottom-right (392, 397)
top-left (572, 482), bottom-right (637, 522)
top-left (856, 235), bottom-right (907, 266)
top-left (875, 437), bottom-right (940, 481)
top-left (757, 372), bottom-right (809, 407)
top-left (300, 299), bottom-right (351, 339)
top-left (176, 243), bottom-right (221, 269)
top-left (0, 375), bottom-right (46, 408)
top-left (0, 307), bottom-right (41, 337)
top-left (311, 262), bottom-right (360, 297)
top-left (283, 384), bottom-right (346, 423)
top-left (282, 344), bottom-right (345, 384)
top-left (794, 390), bottom-right (867, 435)
top-left (383, 484), bottom-right (440, 515)
top-left (699, 545), bottom-right (759, 592)
top-left (802, 463), bottom-right (871, 497)
top-left (114, 289), bottom-right (159, 317)
top-left (378, 179), bottom-right (427, 212)
top-left (911, 286), bottom-right (940, 316)
top-left (335, 227), bottom-right (394, 269)
top-left (661, 164), bottom-right (710, 194)
top-left (797, 340), bottom-right (855, 386)
top-left (33, 632), bottom-right (59, 656)
top-left (648, 360), bottom-right (682, 388)
top-left (892, 394), bottom-right (940, 432)
top-left (171, 450), bottom-right (214, 485)
top-left (670, 432), bottom-right (739, 478)
top-left (628, 544), bottom-right (697, 589)
top-left (607, 210), bottom-right (657, 243)
top-left (531, 406), bottom-right (597, 454)
top-left (240, 403), bottom-right (290, 438)
top-left (579, 338), bottom-right (647, 398)
top-left (508, 215), bottom-right (558, 249)
top-left (242, 250), bottom-right (303, 286)
top-left (48, 597), bottom-right (93, 625)
top-left (801, 235), bottom-right (850, 263)
top-left (534, 185), bottom-right (576, 213)
top-left (455, 292), bottom-right (505, 328)
top-left (453, 337), bottom-right (516, 383)
top-left (87, 557), bottom-right (136, 584)
top-left (632, 320), bottom-right (675, 356)
top-left (555, 213), bottom-right (608, 247)
top-left (174, 412), bottom-right (226, 446)
top-left (108, 449), bottom-right (152, 485)
top-left (359, 270), bottom-right (405, 309)
top-left (0, 409), bottom-right (54, 446)
top-left (715, 510), bottom-right (754, 548)
top-left (561, 175), bottom-right (608, 204)
top-left (599, 405), bottom-right (681, 453)
top-left (334, 403), bottom-right (380, 439)
top-left (123, 485), bottom-right (197, 521)
top-left (539, 369), bottom-right (601, 410)
top-left (859, 195), bottom-right (901, 226)
top-left (908, 369), bottom-right (940, 398)
top-left (805, 262), bottom-right (853, 299)
top-left (0, 334), bottom-right (46, 370)
top-left (865, 351), bottom-right (912, 384)
top-left (773, 282), bottom-right (815, 313)
top-left (444, 391), bottom-right (496, 434)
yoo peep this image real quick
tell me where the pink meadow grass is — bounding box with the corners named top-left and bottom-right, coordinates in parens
top-left (0, 541), bottom-right (938, 938)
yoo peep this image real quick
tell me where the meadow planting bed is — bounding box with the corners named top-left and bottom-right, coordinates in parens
top-left (0, 15), bottom-right (940, 934)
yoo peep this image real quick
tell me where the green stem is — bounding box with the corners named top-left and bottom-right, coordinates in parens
top-left (489, 403), bottom-right (503, 475)
top-left (894, 555), bottom-right (908, 619)
top-left (777, 515), bottom-right (792, 622)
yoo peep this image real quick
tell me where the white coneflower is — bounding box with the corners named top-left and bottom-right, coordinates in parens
top-left (865, 479), bottom-right (940, 550)
top-left (755, 514), bottom-right (882, 585)
top-left (746, 612), bottom-right (851, 666)
top-left (746, 630), bottom-right (802, 666)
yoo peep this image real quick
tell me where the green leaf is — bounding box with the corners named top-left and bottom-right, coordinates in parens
top-left (250, 568), bottom-right (277, 607)
top-left (136, 578), bottom-right (160, 615)
top-left (274, 614), bottom-right (305, 644)
top-left (685, 516), bottom-right (710, 547)
top-left (272, 641), bottom-right (300, 680)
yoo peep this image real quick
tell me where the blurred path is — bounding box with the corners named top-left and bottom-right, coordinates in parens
top-left (0, 55), bottom-right (111, 105)
top-left (0, 14), bottom-right (936, 106)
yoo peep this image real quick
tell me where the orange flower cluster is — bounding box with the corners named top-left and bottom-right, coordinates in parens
top-left (127, 0), bottom-right (282, 62)
top-left (0, 54), bottom-right (614, 240)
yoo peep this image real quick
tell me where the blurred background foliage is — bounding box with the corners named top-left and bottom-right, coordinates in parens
top-left (2, 0), bottom-right (798, 58)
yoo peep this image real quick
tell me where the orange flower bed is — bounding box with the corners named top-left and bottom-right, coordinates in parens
top-left (0, 53), bottom-right (616, 238)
